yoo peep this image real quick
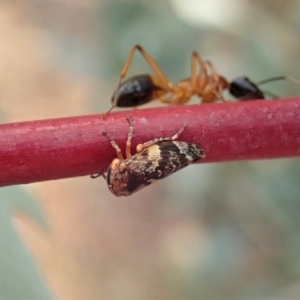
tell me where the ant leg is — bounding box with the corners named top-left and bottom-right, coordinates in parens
top-left (191, 51), bottom-right (210, 94)
top-left (125, 115), bottom-right (134, 158)
top-left (136, 125), bottom-right (187, 153)
top-left (102, 130), bottom-right (124, 161)
top-left (103, 45), bottom-right (172, 118)
top-left (133, 45), bottom-right (170, 88)
top-left (206, 61), bottom-right (228, 102)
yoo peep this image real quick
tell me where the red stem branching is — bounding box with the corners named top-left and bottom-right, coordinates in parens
top-left (0, 99), bottom-right (300, 187)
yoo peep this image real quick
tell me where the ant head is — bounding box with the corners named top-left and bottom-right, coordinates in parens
top-left (229, 77), bottom-right (265, 101)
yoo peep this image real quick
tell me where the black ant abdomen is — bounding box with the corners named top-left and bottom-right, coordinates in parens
top-left (111, 74), bottom-right (164, 107)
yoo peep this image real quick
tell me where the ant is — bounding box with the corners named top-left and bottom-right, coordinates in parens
top-left (104, 45), bottom-right (300, 117)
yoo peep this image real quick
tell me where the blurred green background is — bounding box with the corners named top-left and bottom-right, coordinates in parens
top-left (1, 0), bottom-right (300, 299)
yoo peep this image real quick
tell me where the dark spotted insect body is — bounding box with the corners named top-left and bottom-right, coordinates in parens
top-left (107, 141), bottom-right (204, 196)
top-left (99, 115), bottom-right (205, 197)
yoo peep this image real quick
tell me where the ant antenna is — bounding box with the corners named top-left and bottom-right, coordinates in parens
top-left (257, 76), bottom-right (300, 86)
top-left (256, 75), bottom-right (300, 99)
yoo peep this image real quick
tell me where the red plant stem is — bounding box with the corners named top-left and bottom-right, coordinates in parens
top-left (0, 98), bottom-right (300, 187)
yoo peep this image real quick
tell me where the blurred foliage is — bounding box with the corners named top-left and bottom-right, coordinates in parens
top-left (1, 0), bottom-right (300, 299)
